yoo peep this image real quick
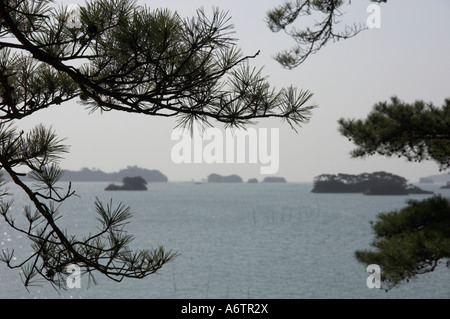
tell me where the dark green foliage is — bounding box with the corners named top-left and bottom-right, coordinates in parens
top-left (355, 195), bottom-right (450, 290)
top-left (340, 97), bottom-right (450, 289)
top-left (338, 97), bottom-right (450, 171)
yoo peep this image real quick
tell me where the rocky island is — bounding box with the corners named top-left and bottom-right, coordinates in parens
top-left (105, 176), bottom-right (147, 191)
top-left (311, 171), bottom-right (433, 195)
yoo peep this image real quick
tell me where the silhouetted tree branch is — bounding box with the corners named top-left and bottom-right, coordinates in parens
top-left (338, 97), bottom-right (450, 171)
top-left (1, 0), bottom-right (317, 129)
top-left (0, 0), bottom-right (316, 290)
top-left (266, 0), bottom-right (387, 69)
top-left (338, 96), bottom-right (450, 290)
top-left (0, 123), bottom-right (178, 289)
top-left (355, 195), bottom-right (450, 291)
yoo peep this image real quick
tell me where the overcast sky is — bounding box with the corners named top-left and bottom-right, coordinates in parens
top-left (15, 0), bottom-right (450, 182)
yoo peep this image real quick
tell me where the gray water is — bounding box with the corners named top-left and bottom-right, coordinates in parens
top-left (0, 181), bottom-right (449, 299)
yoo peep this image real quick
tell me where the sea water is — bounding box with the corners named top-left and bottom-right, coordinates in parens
top-left (0, 181), bottom-right (449, 299)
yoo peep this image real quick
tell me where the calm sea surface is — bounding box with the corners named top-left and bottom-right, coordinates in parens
top-left (0, 181), bottom-right (449, 299)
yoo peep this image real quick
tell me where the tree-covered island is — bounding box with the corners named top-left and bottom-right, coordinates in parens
top-left (311, 171), bottom-right (433, 195)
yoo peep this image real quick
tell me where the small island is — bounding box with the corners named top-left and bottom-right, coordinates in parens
top-left (105, 176), bottom-right (147, 191)
top-left (207, 173), bottom-right (243, 183)
top-left (248, 178), bottom-right (258, 183)
top-left (311, 171), bottom-right (433, 195)
top-left (262, 177), bottom-right (287, 183)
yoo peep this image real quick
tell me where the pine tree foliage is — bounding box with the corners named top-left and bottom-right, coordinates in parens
top-left (339, 96), bottom-right (450, 290)
top-left (338, 96), bottom-right (450, 171)
top-left (266, 0), bottom-right (387, 69)
top-left (0, 0), bottom-right (316, 289)
top-left (265, 0), bottom-right (450, 291)
top-left (0, 0), bottom-right (316, 129)
top-left (0, 123), bottom-right (178, 289)
top-left (355, 195), bottom-right (450, 291)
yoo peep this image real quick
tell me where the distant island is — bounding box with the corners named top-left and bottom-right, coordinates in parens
top-left (105, 176), bottom-right (147, 191)
top-left (262, 177), bottom-right (287, 183)
top-left (311, 171), bottom-right (433, 195)
top-left (1, 166), bottom-right (168, 183)
top-left (206, 174), bottom-right (287, 183)
top-left (207, 173), bottom-right (243, 183)
top-left (61, 166), bottom-right (168, 182)
top-left (441, 182), bottom-right (450, 189)
top-left (0, 166), bottom-right (168, 183)
top-left (419, 177), bottom-right (434, 184)
top-left (418, 173), bottom-right (450, 184)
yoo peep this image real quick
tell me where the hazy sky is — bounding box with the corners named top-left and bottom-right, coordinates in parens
top-left (15, 0), bottom-right (450, 182)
